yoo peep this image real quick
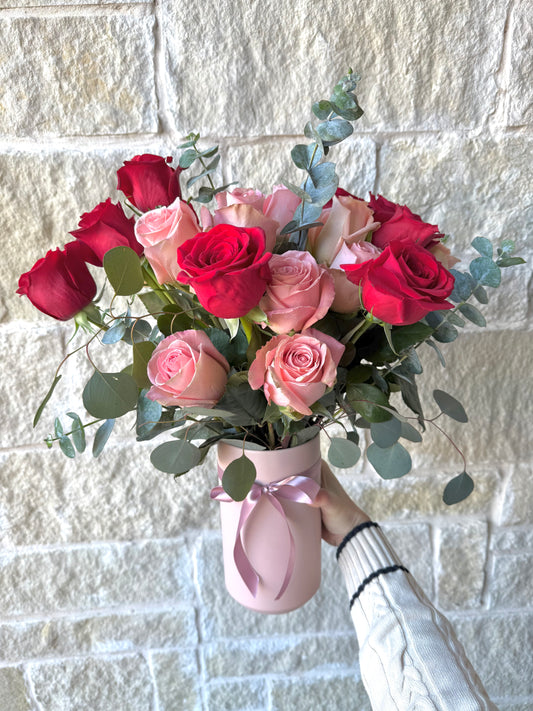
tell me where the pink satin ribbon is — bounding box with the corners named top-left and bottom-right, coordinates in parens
top-left (210, 461), bottom-right (321, 600)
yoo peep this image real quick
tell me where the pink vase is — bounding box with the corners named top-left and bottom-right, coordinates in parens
top-left (215, 436), bottom-right (322, 614)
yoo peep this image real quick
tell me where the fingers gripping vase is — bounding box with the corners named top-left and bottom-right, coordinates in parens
top-left (213, 436), bottom-right (322, 614)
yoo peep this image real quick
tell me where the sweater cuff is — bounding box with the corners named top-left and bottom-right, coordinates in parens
top-left (337, 523), bottom-right (404, 598)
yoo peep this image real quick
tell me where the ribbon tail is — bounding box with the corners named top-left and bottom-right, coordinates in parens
top-left (233, 499), bottom-right (260, 598)
top-left (267, 494), bottom-right (297, 601)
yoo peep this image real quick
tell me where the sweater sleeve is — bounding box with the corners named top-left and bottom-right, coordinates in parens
top-left (337, 522), bottom-right (499, 711)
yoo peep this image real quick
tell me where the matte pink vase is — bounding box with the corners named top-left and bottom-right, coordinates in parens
top-left (216, 436), bottom-right (322, 614)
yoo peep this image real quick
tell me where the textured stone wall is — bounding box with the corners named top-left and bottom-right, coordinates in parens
top-left (1, 0), bottom-right (532, 709)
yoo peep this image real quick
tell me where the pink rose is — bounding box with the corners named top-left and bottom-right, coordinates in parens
top-left (262, 185), bottom-right (302, 232)
top-left (430, 242), bottom-right (460, 270)
top-left (215, 188), bottom-right (265, 212)
top-left (249, 328), bottom-right (344, 416)
top-left (259, 251), bottom-right (335, 333)
top-left (213, 204), bottom-right (278, 252)
top-left (135, 198), bottom-right (200, 284)
top-left (329, 240), bottom-right (382, 314)
top-left (308, 195), bottom-right (380, 266)
top-left (146, 330), bottom-right (229, 407)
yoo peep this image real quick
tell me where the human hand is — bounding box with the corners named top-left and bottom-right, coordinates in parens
top-left (311, 461), bottom-right (371, 547)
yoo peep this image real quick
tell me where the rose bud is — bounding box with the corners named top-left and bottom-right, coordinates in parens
top-left (117, 154), bottom-right (182, 212)
top-left (17, 241), bottom-right (97, 320)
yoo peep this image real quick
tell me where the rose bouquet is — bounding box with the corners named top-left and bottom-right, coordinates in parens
top-left (18, 70), bottom-right (525, 510)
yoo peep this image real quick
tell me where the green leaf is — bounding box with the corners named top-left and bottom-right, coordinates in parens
top-left (471, 236), bottom-right (493, 258)
top-left (138, 290), bottom-right (166, 313)
top-left (312, 100), bottom-right (332, 120)
top-left (282, 181), bottom-right (312, 202)
top-left (425, 338), bottom-right (446, 367)
top-left (399, 421), bottom-right (423, 443)
top-left (205, 327), bottom-right (248, 368)
top-left (469, 257), bottom-right (501, 288)
top-left (458, 303), bottom-right (486, 327)
top-left (54, 417), bottom-right (63, 437)
top-left (403, 348), bottom-right (423, 375)
top-left (59, 435), bottom-right (76, 458)
top-left (122, 319), bottom-right (153, 345)
top-left (132, 341), bottom-right (156, 389)
top-left (102, 322), bottom-right (127, 344)
top-left (82, 371), bottom-right (139, 419)
top-left (497, 256), bottom-right (526, 268)
top-left (367, 442), bottom-right (412, 479)
top-left (433, 389), bottom-right (468, 422)
top-left (472, 284), bottom-right (489, 304)
top-left (328, 437), bottom-right (361, 468)
top-left (194, 187), bottom-right (215, 203)
top-left (92, 419), bottom-right (115, 457)
top-left (449, 270), bottom-right (475, 302)
top-left (33, 375), bottom-right (62, 427)
top-left (370, 417), bottom-right (402, 448)
top-left (157, 309), bottom-right (194, 337)
top-left (103, 246), bottom-right (144, 296)
top-left (443, 471), bottom-right (474, 505)
top-left (498, 239), bottom-right (515, 255)
top-left (179, 148), bottom-right (199, 169)
top-left (394, 367), bottom-right (425, 427)
top-left (425, 312), bottom-right (459, 343)
top-left (217, 375), bottom-right (267, 425)
top-left (291, 143), bottom-right (323, 170)
top-left (222, 455), bottom-right (257, 501)
top-left (67, 412), bottom-right (86, 453)
top-left (136, 389), bottom-right (163, 440)
top-left (316, 119), bottom-right (353, 146)
top-left (150, 439), bottom-right (202, 475)
top-left (345, 380), bottom-right (391, 423)
top-left (392, 323), bottom-right (434, 352)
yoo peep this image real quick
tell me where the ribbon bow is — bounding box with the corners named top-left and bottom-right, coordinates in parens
top-left (210, 463), bottom-right (321, 600)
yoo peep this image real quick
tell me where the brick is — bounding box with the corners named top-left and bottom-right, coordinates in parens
top-left (437, 520), bottom-right (488, 610)
top-left (379, 135), bottom-right (533, 258)
top-left (0, 444), bottom-right (219, 546)
top-left (0, 668), bottom-right (31, 711)
top-left (203, 634), bottom-right (358, 679)
top-left (381, 523), bottom-right (433, 596)
top-left (163, 0), bottom-right (506, 135)
top-left (507, 0), bottom-right (533, 126)
top-left (196, 535), bottom-right (353, 641)
top-left (0, 539), bottom-right (194, 616)
top-left (29, 655), bottom-right (153, 711)
top-left (270, 672), bottom-right (370, 711)
top-left (492, 527), bottom-right (533, 551)
top-left (0, 609), bottom-right (197, 663)
top-left (151, 650), bottom-right (202, 711)
top-left (207, 678), bottom-right (267, 711)
top-left (450, 611), bottom-right (533, 697)
top-left (0, 16), bottom-right (156, 138)
top-left (500, 463), bottom-right (533, 526)
top-left (489, 552), bottom-right (533, 609)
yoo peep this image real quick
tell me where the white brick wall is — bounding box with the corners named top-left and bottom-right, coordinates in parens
top-left (0, 1), bottom-right (531, 709)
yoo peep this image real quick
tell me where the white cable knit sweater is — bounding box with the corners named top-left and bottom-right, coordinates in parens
top-left (337, 522), bottom-right (498, 711)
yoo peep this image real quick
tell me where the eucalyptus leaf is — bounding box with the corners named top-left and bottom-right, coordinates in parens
top-left (469, 257), bottom-right (501, 288)
top-left (497, 256), bottom-right (526, 268)
top-left (222, 455), bottom-right (257, 501)
top-left (59, 435), bottom-right (76, 459)
top-left (103, 246), bottom-right (144, 296)
top-left (67, 411), bottom-right (86, 452)
top-left (458, 303), bottom-right (486, 327)
top-left (399, 421), bottom-right (423, 443)
top-left (370, 418), bottom-right (402, 448)
top-left (92, 419), bottom-right (115, 457)
top-left (101, 322), bottom-right (127, 344)
top-left (425, 339), bottom-right (446, 367)
top-left (328, 437), bottom-right (361, 468)
top-left (136, 389), bottom-right (163, 440)
top-left (122, 319), bottom-right (153, 345)
top-left (179, 148), bottom-right (198, 169)
top-left (472, 284), bottom-right (489, 304)
top-left (433, 389), bottom-right (468, 422)
top-left (316, 119), bottom-right (353, 145)
top-left (443, 471), bottom-right (474, 505)
top-left (312, 100), bottom-right (332, 120)
top-left (425, 312), bottom-right (459, 343)
top-left (345, 380), bottom-right (391, 423)
top-left (132, 341), bottom-right (156, 389)
top-left (449, 270), bottom-right (475, 302)
top-left (82, 371), bottom-right (139, 419)
top-left (150, 439), bottom-right (202, 475)
top-left (367, 442), bottom-right (412, 479)
top-left (54, 417), bottom-right (63, 438)
top-left (471, 236), bottom-right (493, 258)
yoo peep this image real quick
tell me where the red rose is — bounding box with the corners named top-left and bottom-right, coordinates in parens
top-left (342, 239), bottom-right (454, 325)
top-left (117, 154), bottom-right (182, 212)
top-left (177, 224), bottom-right (271, 318)
top-left (17, 241), bottom-right (97, 320)
top-left (70, 199), bottom-right (141, 266)
top-left (369, 194), bottom-right (441, 250)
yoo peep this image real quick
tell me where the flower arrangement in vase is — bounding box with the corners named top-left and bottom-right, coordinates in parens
top-left (18, 71), bottom-right (525, 612)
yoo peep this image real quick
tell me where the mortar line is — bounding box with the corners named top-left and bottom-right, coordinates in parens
top-left (22, 664), bottom-right (44, 711)
top-left (0, 3), bottom-right (153, 20)
top-left (144, 650), bottom-right (161, 711)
